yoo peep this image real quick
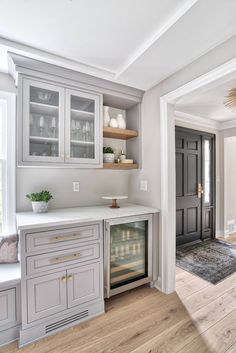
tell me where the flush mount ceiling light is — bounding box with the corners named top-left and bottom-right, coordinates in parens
top-left (224, 88), bottom-right (236, 112)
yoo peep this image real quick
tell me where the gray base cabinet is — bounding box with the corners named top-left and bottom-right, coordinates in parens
top-left (19, 221), bottom-right (104, 346)
top-left (27, 271), bottom-right (67, 323)
top-left (0, 289), bottom-right (16, 327)
top-left (67, 262), bottom-right (100, 308)
top-left (0, 284), bottom-right (21, 347)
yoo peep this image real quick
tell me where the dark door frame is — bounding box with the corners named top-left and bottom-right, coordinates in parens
top-left (175, 126), bottom-right (216, 246)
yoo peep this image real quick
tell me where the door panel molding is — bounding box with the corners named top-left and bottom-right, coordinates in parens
top-left (176, 126), bottom-right (215, 246)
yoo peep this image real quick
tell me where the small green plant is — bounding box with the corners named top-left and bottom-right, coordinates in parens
top-left (103, 146), bottom-right (114, 154)
top-left (26, 190), bottom-right (53, 202)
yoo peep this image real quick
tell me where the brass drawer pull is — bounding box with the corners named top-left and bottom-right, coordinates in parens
top-left (51, 253), bottom-right (81, 264)
top-left (51, 233), bottom-right (81, 242)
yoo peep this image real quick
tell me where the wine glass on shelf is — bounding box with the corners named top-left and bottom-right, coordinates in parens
top-left (90, 122), bottom-right (94, 142)
top-left (85, 121), bottom-right (90, 142)
top-left (82, 123), bottom-right (86, 141)
top-left (76, 121), bottom-right (82, 141)
top-left (39, 116), bottom-right (45, 137)
top-left (49, 117), bottom-right (57, 138)
top-left (51, 144), bottom-right (57, 157)
top-left (71, 119), bottom-right (76, 140)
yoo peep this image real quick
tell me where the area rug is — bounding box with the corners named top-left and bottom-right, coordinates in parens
top-left (176, 240), bottom-right (236, 284)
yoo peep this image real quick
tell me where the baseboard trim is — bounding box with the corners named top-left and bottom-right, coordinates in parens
top-left (216, 230), bottom-right (224, 238)
top-left (19, 300), bottom-right (104, 347)
top-left (0, 325), bottom-right (20, 347)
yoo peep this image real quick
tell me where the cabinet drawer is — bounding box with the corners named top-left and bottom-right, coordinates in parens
top-left (26, 224), bottom-right (100, 253)
top-left (26, 243), bottom-right (100, 275)
top-left (0, 288), bottom-right (16, 329)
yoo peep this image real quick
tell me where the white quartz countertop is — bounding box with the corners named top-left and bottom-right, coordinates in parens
top-left (16, 203), bottom-right (160, 231)
top-left (0, 263), bottom-right (21, 286)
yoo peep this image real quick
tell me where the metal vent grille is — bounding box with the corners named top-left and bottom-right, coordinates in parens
top-left (45, 310), bottom-right (89, 333)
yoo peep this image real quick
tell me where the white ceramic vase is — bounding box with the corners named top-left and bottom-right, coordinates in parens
top-left (103, 106), bottom-right (110, 127)
top-left (109, 118), bottom-right (118, 128)
top-left (32, 201), bottom-right (49, 213)
top-left (103, 153), bottom-right (115, 163)
top-left (117, 114), bottom-right (126, 129)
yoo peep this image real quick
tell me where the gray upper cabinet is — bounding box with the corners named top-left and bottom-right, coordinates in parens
top-left (19, 77), bottom-right (102, 167)
top-left (22, 78), bottom-right (65, 164)
top-left (65, 89), bottom-right (101, 165)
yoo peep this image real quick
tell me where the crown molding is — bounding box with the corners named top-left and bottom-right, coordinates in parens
top-left (115, 0), bottom-right (198, 78)
top-left (175, 110), bottom-right (236, 131)
top-left (220, 119), bottom-right (236, 130)
top-left (0, 0), bottom-right (198, 85)
top-left (0, 37), bottom-right (116, 80)
top-left (175, 110), bottom-right (220, 130)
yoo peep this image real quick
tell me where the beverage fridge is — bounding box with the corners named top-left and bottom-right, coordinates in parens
top-left (104, 214), bottom-right (153, 298)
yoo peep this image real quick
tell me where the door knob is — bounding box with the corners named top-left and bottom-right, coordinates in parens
top-left (197, 184), bottom-right (204, 198)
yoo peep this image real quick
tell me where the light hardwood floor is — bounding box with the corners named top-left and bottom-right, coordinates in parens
top-left (219, 233), bottom-right (236, 245)
top-left (1, 249), bottom-right (236, 352)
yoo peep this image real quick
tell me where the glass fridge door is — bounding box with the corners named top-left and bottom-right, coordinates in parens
top-left (110, 220), bottom-right (148, 290)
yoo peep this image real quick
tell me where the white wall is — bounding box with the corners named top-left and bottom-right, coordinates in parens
top-left (224, 136), bottom-right (236, 234)
top-left (0, 72), bottom-right (16, 93)
top-left (17, 168), bottom-right (129, 211)
top-left (128, 35), bottom-right (236, 238)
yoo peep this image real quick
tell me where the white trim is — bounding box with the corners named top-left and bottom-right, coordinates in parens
top-left (1, 1), bottom-right (198, 82)
top-left (115, 0), bottom-right (198, 77)
top-left (220, 119), bottom-right (236, 130)
top-left (175, 110), bottom-right (236, 131)
top-left (0, 37), bottom-right (116, 79)
top-left (0, 91), bottom-right (16, 235)
top-left (215, 230), bottom-right (224, 238)
top-left (159, 56), bottom-right (236, 294)
top-left (175, 110), bottom-right (220, 130)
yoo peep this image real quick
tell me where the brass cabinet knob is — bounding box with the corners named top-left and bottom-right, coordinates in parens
top-left (67, 275), bottom-right (73, 281)
top-left (61, 276), bottom-right (67, 282)
top-left (61, 154), bottom-right (64, 158)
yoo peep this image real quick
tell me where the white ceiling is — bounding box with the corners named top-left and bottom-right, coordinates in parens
top-left (0, 0), bottom-right (236, 90)
top-left (176, 78), bottom-right (236, 123)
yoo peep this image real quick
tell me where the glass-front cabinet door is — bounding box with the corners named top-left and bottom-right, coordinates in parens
top-left (65, 89), bottom-right (101, 164)
top-left (22, 79), bottom-right (64, 163)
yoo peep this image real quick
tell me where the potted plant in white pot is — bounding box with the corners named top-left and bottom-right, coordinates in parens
top-left (26, 190), bottom-right (53, 213)
top-left (103, 146), bottom-right (115, 163)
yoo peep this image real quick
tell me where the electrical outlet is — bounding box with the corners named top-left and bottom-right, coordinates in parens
top-left (73, 182), bottom-right (80, 192)
top-left (140, 180), bottom-right (148, 191)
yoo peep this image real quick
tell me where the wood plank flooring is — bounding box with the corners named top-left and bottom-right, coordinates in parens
top-left (219, 233), bottom-right (236, 245)
top-left (1, 249), bottom-right (236, 352)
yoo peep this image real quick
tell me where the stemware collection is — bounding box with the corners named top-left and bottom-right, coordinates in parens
top-left (29, 88), bottom-right (95, 158)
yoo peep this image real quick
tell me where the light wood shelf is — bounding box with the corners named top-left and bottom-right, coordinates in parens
top-left (103, 127), bottom-right (138, 140)
top-left (103, 163), bottom-right (138, 170)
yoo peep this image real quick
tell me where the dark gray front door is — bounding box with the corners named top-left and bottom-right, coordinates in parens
top-left (175, 127), bottom-right (215, 246)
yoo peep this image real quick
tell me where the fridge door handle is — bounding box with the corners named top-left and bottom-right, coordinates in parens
top-left (105, 221), bottom-right (111, 298)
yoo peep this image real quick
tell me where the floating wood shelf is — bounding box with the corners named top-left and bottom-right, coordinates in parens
top-left (103, 127), bottom-right (138, 140)
top-left (103, 163), bottom-right (138, 170)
